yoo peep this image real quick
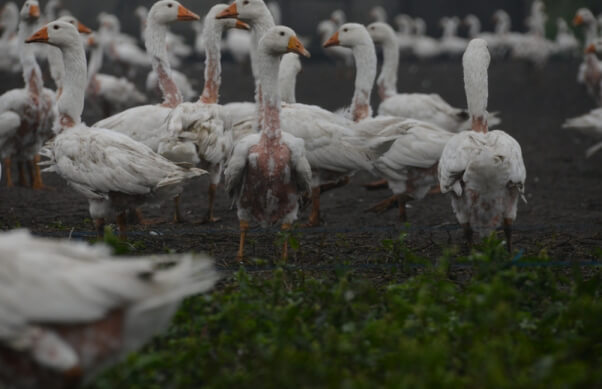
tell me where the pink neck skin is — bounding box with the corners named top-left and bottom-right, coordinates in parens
top-left (259, 100), bottom-right (282, 147)
top-left (157, 62), bottom-right (182, 108)
top-left (27, 71), bottom-right (41, 106)
top-left (352, 92), bottom-right (371, 122)
top-left (472, 116), bottom-right (488, 133)
top-left (200, 59), bottom-right (219, 104)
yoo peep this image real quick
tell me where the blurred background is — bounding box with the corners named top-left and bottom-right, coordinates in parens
top-left (1, 0), bottom-right (600, 39)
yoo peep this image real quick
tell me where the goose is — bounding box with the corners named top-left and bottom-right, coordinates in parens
top-left (412, 18), bottom-right (441, 60)
top-left (267, 1), bottom-right (281, 24)
top-left (577, 39), bottom-right (602, 106)
top-left (439, 39), bottom-right (526, 251)
top-left (464, 14), bottom-right (505, 59)
top-left (325, 23), bottom-right (456, 221)
top-left (86, 34), bottom-right (148, 118)
top-left (0, 229), bottom-right (218, 389)
top-left (574, 8), bottom-right (598, 47)
top-left (218, 0), bottom-right (374, 228)
top-left (158, 4), bottom-right (253, 224)
top-left (224, 26), bottom-right (312, 262)
top-left (42, 0), bottom-right (61, 22)
top-left (511, 1), bottom-right (553, 68)
top-left (370, 6), bottom-right (388, 23)
top-left (191, 20), bottom-right (205, 56)
top-left (368, 22), bottom-right (489, 133)
top-left (0, 2), bottom-right (21, 73)
top-left (492, 10), bottom-right (524, 58)
top-left (563, 108), bottom-right (602, 158)
top-left (0, 1), bottom-right (56, 189)
top-left (317, 19), bottom-right (354, 72)
top-left (439, 16), bottom-right (467, 57)
top-left (27, 21), bottom-right (206, 239)
top-left (93, 0), bottom-right (200, 154)
top-left (554, 18), bottom-right (579, 57)
top-left (576, 11), bottom-right (602, 93)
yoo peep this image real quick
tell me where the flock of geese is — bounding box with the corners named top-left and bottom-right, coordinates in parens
top-left (0, 0), bottom-right (598, 387)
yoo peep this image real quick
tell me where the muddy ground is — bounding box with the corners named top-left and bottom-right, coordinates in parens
top-left (0, 58), bottom-right (601, 269)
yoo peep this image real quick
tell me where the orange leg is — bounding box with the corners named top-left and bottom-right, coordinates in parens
top-left (203, 183), bottom-right (221, 223)
top-left (281, 223), bottom-right (292, 262)
top-left (17, 161), bottom-right (27, 187)
top-left (94, 218), bottom-right (106, 239)
top-left (3, 158), bottom-right (13, 187)
top-left (32, 155), bottom-right (50, 190)
top-left (236, 220), bottom-right (249, 263)
top-left (304, 187), bottom-right (321, 227)
top-left (319, 176), bottom-right (350, 194)
top-left (174, 195), bottom-right (185, 223)
top-left (116, 212), bottom-right (127, 241)
top-left (365, 194), bottom-right (399, 214)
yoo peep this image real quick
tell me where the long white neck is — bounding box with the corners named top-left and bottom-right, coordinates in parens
top-left (463, 42), bottom-right (490, 133)
top-left (199, 18), bottom-right (224, 104)
top-left (48, 47), bottom-right (65, 94)
top-left (278, 54), bottom-right (298, 104)
top-left (584, 22), bottom-right (598, 46)
top-left (248, 11), bottom-right (275, 80)
top-left (57, 40), bottom-right (87, 129)
top-left (256, 47), bottom-right (281, 142)
top-left (377, 36), bottom-right (399, 101)
top-left (18, 20), bottom-right (44, 98)
top-left (350, 41), bottom-right (376, 122)
top-left (87, 44), bottom-right (103, 85)
top-left (145, 17), bottom-right (182, 107)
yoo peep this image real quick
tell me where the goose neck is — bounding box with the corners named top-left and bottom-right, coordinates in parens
top-left (145, 18), bottom-right (182, 107)
top-left (248, 13), bottom-right (275, 78)
top-left (199, 19), bottom-right (225, 104)
top-left (57, 42), bottom-right (87, 131)
top-left (18, 21), bottom-right (43, 98)
top-left (87, 44), bottom-right (104, 86)
top-left (471, 116), bottom-right (488, 133)
top-left (256, 49), bottom-right (282, 141)
top-left (377, 39), bottom-right (399, 101)
top-left (351, 42), bottom-right (376, 122)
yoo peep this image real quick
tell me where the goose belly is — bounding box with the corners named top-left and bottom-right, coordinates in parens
top-left (239, 144), bottom-right (298, 226)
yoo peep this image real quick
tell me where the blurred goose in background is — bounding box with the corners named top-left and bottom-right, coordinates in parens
top-left (28, 20), bottom-right (206, 239)
top-left (86, 33), bottom-right (148, 117)
top-left (439, 39), bottom-right (526, 251)
top-left (224, 26), bottom-right (312, 261)
top-left (393, 14), bottom-right (415, 56)
top-left (0, 229), bottom-right (218, 389)
top-left (412, 18), bottom-right (440, 60)
top-left (563, 108), bottom-right (602, 158)
top-left (512, 0), bottom-right (553, 67)
top-left (370, 6), bottom-right (388, 23)
top-left (0, 2), bottom-right (21, 73)
top-left (318, 18), bottom-right (354, 75)
top-left (575, 9), bottom-right (602, 89)
top-left (0, 1), bottom-right (56, 189)
top-left (554, 18), bottom-right (579, 57)
top-left (573, 8), bottom-right (598, 46)
top-left (43, 0), bottom-right (61, 21)
top-left (439, 16), bottom-right (467, 57)
top-left (578, 39), bottom-right (602, 106)
top-left (98, 13), bottom-right (151, 76)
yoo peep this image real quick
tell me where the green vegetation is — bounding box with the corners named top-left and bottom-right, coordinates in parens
top-left (89, 238), bottom-right (601, 389)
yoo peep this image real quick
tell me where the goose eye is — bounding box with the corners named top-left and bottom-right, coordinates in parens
top-left (167, 3), bottom-right (173, 7)
top-left (343, 28), bottom-right (348, 32)
top-left (243, 0), bottom-right (249, 5)
top-left (54, 25), bottom-right (59, 30)
top-left (279, 31), bottom-right (284, 36)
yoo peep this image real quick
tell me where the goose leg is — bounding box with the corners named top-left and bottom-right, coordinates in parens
top-left (319, 176), bottom-right (350, 194)
top-left (94, 218), bottom-right (106, 239)
top-left (365, 194), bottom-right (399, 214)
top-left (503, 218), bottom-right (513, 253)
top-left (363, 178), bottom-right (389, 191)
top-left (31, 155), bottom-right (51, 190)
top-left (3, 158), bottom-right (12, 187)
top-left (463, 223), bottom-right (473, 252)
top-left (281, 223), bottom-right (292, 262)
top-left (17, 161), bottom-right (27, 187)
top-left (304, 187), bottom-right (321, 227)
top-left (236, 220), bottom-right (249, 263)
top-left (116, 212), bottom-right (127, 241)
top-left (174, 195), bottom-right (185, 223)
top-left (202, 183), bottom-right (221, 223)
top-left (398, 195), bottom-right (410, 223)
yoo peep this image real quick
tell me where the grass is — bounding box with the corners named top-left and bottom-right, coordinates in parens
top-left (88, 238), bottom-right (602, 389)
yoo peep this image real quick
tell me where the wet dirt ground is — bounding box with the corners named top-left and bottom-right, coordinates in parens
top-left (0, 58), bottom-right (601, 269)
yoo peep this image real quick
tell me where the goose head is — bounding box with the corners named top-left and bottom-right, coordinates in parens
top-left (148, 0), bottom-right (199, 25)
top-left (57, 15), bottom-right (92, 34)
top-left (26, 21), bottom-right (80, 48)
top-left (463, 38), bottom-right (490, 126)
top-left (413, 18), bottom-right (427, 36)
top-left (370, 6), bottom-right (387, 23)
top-left (464, 14), bottom-right (481, 37)
top-left (324, 23), bottom-right (371, 49)
top-left (556, 18), bottom-right (569, 33)
top-left (216, 0), bottom-right (269, 24)
top-left (98, 13), bottom-right (120, 33)
top-left (330, 9), bottom-right (346, 26)
top-left (574, 8), bottom-right (595, 27)
top-left (20, 0), bottom-right (40, 23)
top-left (394, 14), bottom-right (413, 34)
top-left (367, 22), bottom-right (396, 45)
top-left (260, 25), bottom-right (310, 58)
top-left (585, 38), bottom-right (602, 55)
top-left (135, 6), bottom-right (148, 21)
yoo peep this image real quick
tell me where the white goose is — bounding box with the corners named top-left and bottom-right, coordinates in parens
top-left (86, 33), bottom-right (148, 118)
top-left (393, 14), bottom-right (415, 56)
top-left (563, 108), bottom-right (602, 158)
top-left (93, 0), bottom-right (200, 153)
top-left (0, 229), bottom-right (218, 389)
top-left (439, 16), bottom-right (467, 58)
top-left (412, 18), bottom-right (440, 60)
top-left (554, 18), bottom-right (579, 57)
top-left (27, 21), bottom-right (206, 239)
top-left (224, 26), bottom-right (312, 262)
top-left (0, 1), bottom-right (56, 189)
top-left (325, 23), bottom-right (456, 221)
top-left (0, 2), bottom-right (20, 73)
top-left (439, 39), bottom-right (526, 250)
top-left (97, 13), bottom-right (151, 73)
top-left (219, 0), bottom-right (374, 228)
top-left (370, 6), bottom-right (388, 23)
top-left (368, 22), bottom-right (488, 133)
top-left (577, 40), bottom-right (602, 107)
top-left (159, 4), bottom-right (253, 224)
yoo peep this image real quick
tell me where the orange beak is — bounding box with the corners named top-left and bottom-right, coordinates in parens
top-left (177, 5), bottom-right (200, 21)
top-left (573, 14), bottom-right (584, 26)
top-left (235, 20), bottom-right (250, 30)
top-left (586, 43), bottom-right (596, 54)
top-left (216, 3), bottom-right (238, 19)
top-left (29, 4), bottom-right (40, 18)
top-left (25, 26), bottom-right (49, 44)
top-left (323, 31), bottom-right (340, 48)
top-left (288, 35), bottom-right (311, 58)
top-left (77, 22), bottom-right (92, 34)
